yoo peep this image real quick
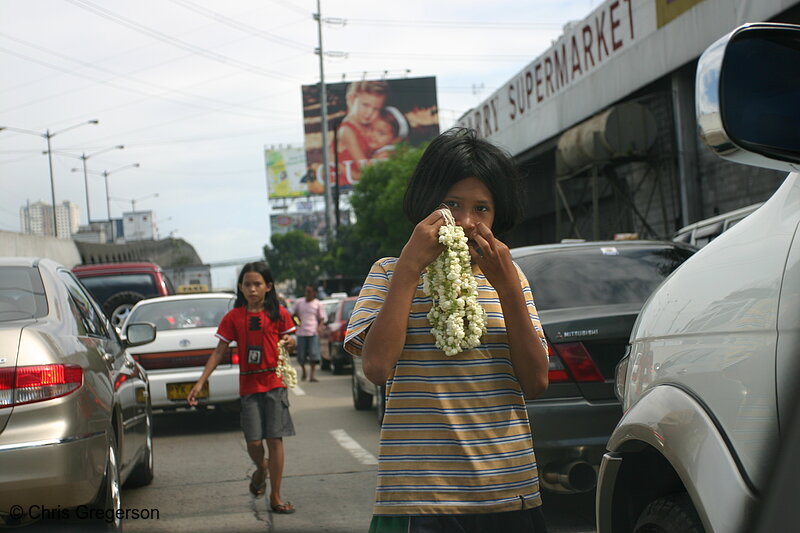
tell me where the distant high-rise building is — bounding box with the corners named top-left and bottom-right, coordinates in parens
top-left (20, 200), bottom-right (80, 239)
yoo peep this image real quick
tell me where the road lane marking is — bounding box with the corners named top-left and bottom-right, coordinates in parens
top-left (330, 429), bottom-right (378, 465)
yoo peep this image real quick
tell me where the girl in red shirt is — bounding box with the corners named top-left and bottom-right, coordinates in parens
top-left (188, 262), bottom-right (297, 514)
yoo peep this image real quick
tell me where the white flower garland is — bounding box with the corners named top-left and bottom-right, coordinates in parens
top-left (423, 208), bottom-right (487, 356)
top-left (276, 340), bottom-right (298, 388)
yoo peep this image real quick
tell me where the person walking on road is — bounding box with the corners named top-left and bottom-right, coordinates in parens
top-left (345, 128), bottom-right (550, 532)
top-left (187, 261), bottom-right (298, 514)
top-left (292, 285), bottom-right (327, 382)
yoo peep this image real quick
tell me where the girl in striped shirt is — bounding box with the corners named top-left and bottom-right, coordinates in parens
top-left (346, 128), bottom-right (550, 533)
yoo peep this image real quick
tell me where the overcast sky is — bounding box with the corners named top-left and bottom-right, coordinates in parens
top-left (1, 0), bottom-right (595, 289)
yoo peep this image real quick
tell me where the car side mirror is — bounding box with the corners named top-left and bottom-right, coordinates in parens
top-left (125, 322), bottom-right (156, 347)
top-left (697, 22), bottom-right (800, 171)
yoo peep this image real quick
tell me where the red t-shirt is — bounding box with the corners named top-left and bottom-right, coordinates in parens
top-left (215, 306), bottom-right (296, 395)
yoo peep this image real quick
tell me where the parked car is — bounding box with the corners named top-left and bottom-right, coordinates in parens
top-left (596, 23), bottom-right (800, 533)
top-left (672, 201), bottom-right (763, 248)
top-left (325, 296), bottom-right (357, 375)
top-left (319, 295), bottom-right (346, 371)
top-left (73, 262), bottom-right (175, 329)
top-left (508, 240), bottom-right (695, 494)
top-left (0, 257), bottom-right (156, 530)
top-left (122, 293), bottom-right (239, 412)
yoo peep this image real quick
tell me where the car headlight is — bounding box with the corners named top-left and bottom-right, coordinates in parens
top-left (614, 346), bottom-right (631, 403)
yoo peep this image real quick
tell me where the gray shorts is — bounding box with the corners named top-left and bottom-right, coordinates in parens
top-left (240, 388), bottom-right (295, 441)
top-left (296, 335), bottom-right (321, 364)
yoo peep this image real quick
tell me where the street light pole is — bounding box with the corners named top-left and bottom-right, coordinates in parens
top-left (75, 163), bottom-right (140, 242)
top-left (315, 0), bottom-right (335, 247)
top-left (60, 145), bottom-right (125, 224)
top-left (0, 120), bottom-right (99, 238)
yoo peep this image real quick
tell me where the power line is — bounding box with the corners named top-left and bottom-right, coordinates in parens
top-left (64, 0), bottom-right (301, 83)
top-left (342, 18), bottom-right (563, 30)
top-left (0, 33), bottom-right (287, 119)
top-left (166, 0), bottom-right (310, 52)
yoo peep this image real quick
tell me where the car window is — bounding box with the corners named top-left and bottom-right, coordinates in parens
top-left (514, 246), bottom-right (694, 310)
top-left (0, 266), bottom-right (48, 322)
top-left (127, 298), bottom-right (233, 331)
top-left (342, 299), bottom-right (357, 321)
top-left (58, 271), bottom-right (108, 337)
top-left (77, 273), bottom-right (159, 304)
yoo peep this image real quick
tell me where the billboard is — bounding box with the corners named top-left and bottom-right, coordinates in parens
top-left (301, 76), bottom-right (439, 193)
top-left (266, 147), bottom-right (321, 199)
top-left (270, 210), bottom-right (351, 241)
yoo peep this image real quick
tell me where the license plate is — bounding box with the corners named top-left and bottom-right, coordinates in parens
top-left (167, 381), bottom-right (208, 401)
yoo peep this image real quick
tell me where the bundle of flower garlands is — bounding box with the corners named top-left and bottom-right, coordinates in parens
top-left (276, 339), bottom-right (298, 387)
top-left (423, 208), bottom-right (487, 356)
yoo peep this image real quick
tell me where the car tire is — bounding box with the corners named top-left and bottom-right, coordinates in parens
top-left (352, 372), bottom-right (373, 410)
top-left (376, 384), bottom-right (386, 426)
top-left (126, 406), bottom-right (154, 487)
top-left (634, 493), bottom-right (705, 533)
top-left (321, 358), bottom-right (331, 371)
top-left (90, 434), bottom-right (122, 532)
top-left (104, 291), bottom-right (145, 328)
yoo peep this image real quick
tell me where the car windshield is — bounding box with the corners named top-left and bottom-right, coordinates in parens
top-left (0, 266), bottom-right (48, 321)
top-left (514, 245), bottom-right (694, 310)
top-left (78, 273), bottom-right (159, 304)
top-left (128, 298), bottom-right (233, 331)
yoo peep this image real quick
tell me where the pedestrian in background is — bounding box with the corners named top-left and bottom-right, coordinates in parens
top-left (345, 128), bottom-right (550, 532)
top-left (188, 262), bottom-right (297, 514)
top-left (292, 285), bottom-right (326, 382)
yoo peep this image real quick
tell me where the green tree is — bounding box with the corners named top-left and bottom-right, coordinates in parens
top-left (264, 230), bottom-right (323, 287)
top-left (327, 144), bottom-right (425, 276)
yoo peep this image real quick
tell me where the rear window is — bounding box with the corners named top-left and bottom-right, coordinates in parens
top-left (78, 274), bottom-right (159, 304)
top-left (514, 245), bottom-right (694, 310)
top-left (342, 299), bottom-right (357, 321)
top-left (128, 298), bottom-right (233, 331)
top-left (0, 266), bottom-right (48, 321)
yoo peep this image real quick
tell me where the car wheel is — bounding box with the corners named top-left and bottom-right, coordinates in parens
top-left (352, 372), bottom-right (373, 410)
top-left (126, 406), bottom-right (154, 487)
top-left (103, 291), bottom-right (145, 329)
top-left (634, 493), bottom-right (705, 533)
top-left (376, 384), bottom-right (386, 426)
top-left (91, 434), bottom-right (122, 532)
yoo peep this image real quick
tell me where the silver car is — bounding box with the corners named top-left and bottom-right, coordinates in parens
top-left (597, 23), bottom-right (800, 533)
top-left (122, 293), bottom-right (239, 411)
top-left (0, 257), bottom-right (156, 530)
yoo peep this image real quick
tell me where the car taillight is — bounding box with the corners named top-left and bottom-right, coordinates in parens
top-left (225, 347), bottom-right (239, 365)
top-left (330, 321), bottom-right (348, 343)
top-left (549, 342), bottom-right (605, 383)
top-left (547, 344), bottom-right (570, 382)
top-left (0, 364), bottom-right (84, 408)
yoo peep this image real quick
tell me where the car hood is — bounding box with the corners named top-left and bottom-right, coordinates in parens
top-left (0, 325), bottom-right (24, 433)
top-left (539, 302), bottom-right (642, 343)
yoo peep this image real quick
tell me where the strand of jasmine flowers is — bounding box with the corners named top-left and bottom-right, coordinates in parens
top-left (423, 208), bottom-right (487, 356)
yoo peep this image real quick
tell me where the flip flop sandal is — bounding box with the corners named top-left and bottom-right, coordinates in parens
top-left (270, 502), bottom-right (296, 514)
top-left (249, 471), bottom-right (267, 496)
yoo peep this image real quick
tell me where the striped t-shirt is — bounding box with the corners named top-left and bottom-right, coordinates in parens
top-left (344, 257), bottom-right (547, 516)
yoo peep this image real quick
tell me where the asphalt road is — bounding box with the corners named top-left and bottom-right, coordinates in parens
top-left (118, 362), bottom-right (596, 533)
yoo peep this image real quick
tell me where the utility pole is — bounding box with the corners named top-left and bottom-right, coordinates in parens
top-left (315, 0), bottom-right (336, 247)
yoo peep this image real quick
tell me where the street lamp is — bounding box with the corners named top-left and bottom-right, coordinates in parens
top-left (0, 120), bottom-right (99, 238)
top-left (73, 163), bottom-right (140, 242)
top-left (58, 145), bottom-right (124, 224)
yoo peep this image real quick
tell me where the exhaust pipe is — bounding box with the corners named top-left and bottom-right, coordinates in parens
top-left (541, 460), bottom-right (597, 493)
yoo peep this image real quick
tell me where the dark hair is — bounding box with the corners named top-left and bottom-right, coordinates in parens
top-left (402, 128), bottom-right (523, 236)
top-left (234, 261), bottom-right (280, 322)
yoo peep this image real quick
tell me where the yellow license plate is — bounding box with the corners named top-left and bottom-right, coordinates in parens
top-left (167, 381), bottom-right (208, 401)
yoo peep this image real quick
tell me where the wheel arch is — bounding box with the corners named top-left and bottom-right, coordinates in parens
top-left (598, 385), bottom-right (756, 533)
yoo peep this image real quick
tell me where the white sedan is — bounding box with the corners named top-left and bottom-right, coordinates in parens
top-left (122, 293), bottom-right (240, 411)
